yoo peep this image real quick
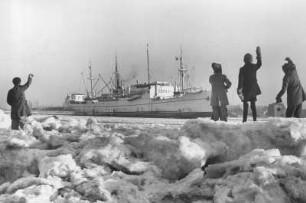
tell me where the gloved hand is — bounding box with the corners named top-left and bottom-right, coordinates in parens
top-left (237, 88), bottom-right (244, 101)
top-left (276, 97), bottom-right (282, 103)
top-left (285, 57), bottom-right (293, 64)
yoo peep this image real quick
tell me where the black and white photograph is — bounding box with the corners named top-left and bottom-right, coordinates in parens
top-left (0, 0), bottom-right (306, 202)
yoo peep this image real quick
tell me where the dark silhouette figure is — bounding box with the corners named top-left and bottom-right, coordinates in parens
top-left (7, 74), bottom-right (33, 130)
top-left (209, 63), bottom-right (232, 121)
top-left (237, 47), bottom-right (262, 122)
top-left (276, 58), bottom-right (306, 118)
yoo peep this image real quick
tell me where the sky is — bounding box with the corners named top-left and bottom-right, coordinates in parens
top-left (1, 0), bottom-right (306, 108)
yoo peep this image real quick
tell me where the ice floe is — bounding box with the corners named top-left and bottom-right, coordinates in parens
top-left (0, 109), bottom-right (305, 202)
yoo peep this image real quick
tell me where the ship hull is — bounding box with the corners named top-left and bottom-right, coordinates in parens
top-left (65, 91), bottom-right (212, 118)
top-left (74, 111), bottom-right (211, 118)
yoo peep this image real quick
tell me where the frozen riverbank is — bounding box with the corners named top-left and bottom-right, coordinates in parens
top-left (0, 110), bottom-right (305, 202)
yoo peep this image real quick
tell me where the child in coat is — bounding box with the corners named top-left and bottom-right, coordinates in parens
top-left (276, 57), bottom-right (306, 118)
top-left (209, 63), bottom-right (232, 121)
top-left (237, 46), bottom-right (262, 122)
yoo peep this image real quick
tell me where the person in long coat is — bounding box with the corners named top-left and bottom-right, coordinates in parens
top-left (209, 63), bottom-right (232, 121)
top-left (7, 74), bottom-right (33, 130)
top-left (237, 46), bottom-right (262, 122)
top-left (276, 57), bottom-right (306, 118)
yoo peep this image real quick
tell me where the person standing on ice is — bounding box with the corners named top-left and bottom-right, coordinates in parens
top-left (276, 57), bottom-right (306, 118)
top-left (209, 63), bottom-right (232, 121)
top-left (7, 74), bottom-right (33, 130)
top-left (237, 46), bottom-right (262, 122)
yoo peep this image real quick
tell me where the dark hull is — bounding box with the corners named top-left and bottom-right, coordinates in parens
top-left (74, 111), bottom-right (211, 119)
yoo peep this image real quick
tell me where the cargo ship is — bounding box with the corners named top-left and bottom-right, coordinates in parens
top-left (64, 46), bottom-right (211, 118)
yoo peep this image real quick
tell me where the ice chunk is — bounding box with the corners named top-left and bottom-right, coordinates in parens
top-left (1, 115), bottom-right (306, 202)
top-left (5, 131), bottom-right (39, 148)
top-left (39, 154), bottom-right (80, 178)
top-left (75, 178), bottom-right (111, 202)
top-left (179, 136), bottom-right (206, 162)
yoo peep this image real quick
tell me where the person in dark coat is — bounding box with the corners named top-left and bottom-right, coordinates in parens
top-left (209, 63), bottom-right (232, 121)
top-left (7, 74), bottom-right (33, 130)
top-left (237, 46), bottom-right (262, 122)
top-left (276, 57), bottom-right (306, 118)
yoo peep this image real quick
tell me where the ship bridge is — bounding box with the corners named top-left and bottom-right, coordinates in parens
top-left (129, 81), bottom-right (174, 99)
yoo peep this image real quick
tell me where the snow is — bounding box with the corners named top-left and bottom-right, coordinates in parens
top-left (0, 110), bottom-right (10, 129)
top-left (0, 108), bottom-right (306, 202)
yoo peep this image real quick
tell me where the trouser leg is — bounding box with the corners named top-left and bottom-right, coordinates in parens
top-left (11, 119), bottom-right (20, 130)
top-left (243, 101), bottom-right (249, 122)
top-left (294, 103), bottom-right (303, 118)
top-left (250, 100), bottom-right (257, 121)
top-left (212, 106), bottom-right (220, 121)
top-left (220, 105), bottom-right (228, 122)
top-left (286, 106), bottom-right (295, 117)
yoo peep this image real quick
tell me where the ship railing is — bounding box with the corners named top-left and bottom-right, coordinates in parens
top-left (183, 87), bottom-right (203, 93)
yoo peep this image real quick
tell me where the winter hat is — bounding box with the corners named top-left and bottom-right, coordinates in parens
top-left (212, 63), bottom-right (222, 73)
top-left (12, 77), bottom-right (21, 86)
top-left (243, 53), bottom-right (253, 64)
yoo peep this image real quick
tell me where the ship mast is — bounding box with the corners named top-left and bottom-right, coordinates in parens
top-left (88, 61), bottom-right (94, 98)
top-left (177, 46), bottom-right (186, 92)
top-left (115, 52), bottom-right (119, 90)
top-left (147, 44), bottom-right (151, 84)
top-left (114, 52), bottom-right (121, 94)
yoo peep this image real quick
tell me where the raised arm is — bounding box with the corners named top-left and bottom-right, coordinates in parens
top-left (20, 74), bottom-right (33, 91)
top-left (255, 46), bottom-right (262, 69)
